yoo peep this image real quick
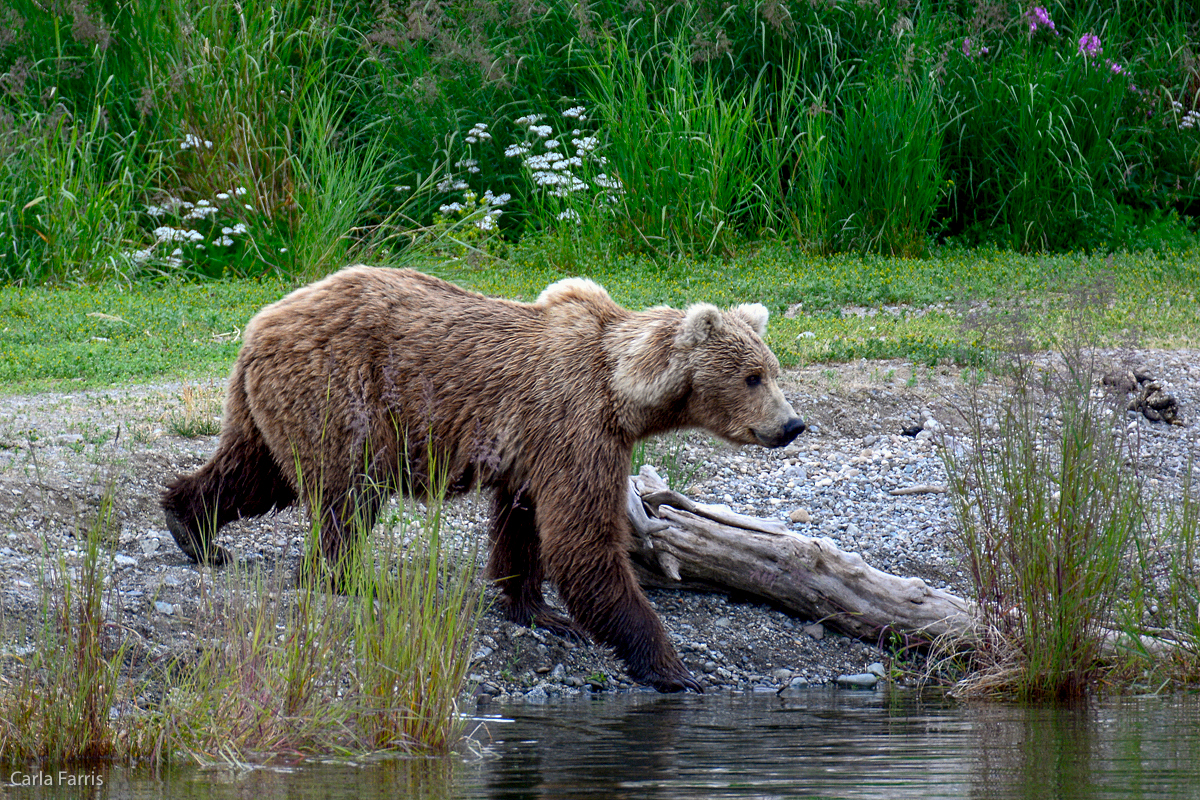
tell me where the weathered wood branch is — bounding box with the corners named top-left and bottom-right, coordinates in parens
top-left (625, 466), bottom-right (1186, 658)
top-left (625, 465), bottom-right (977, 643)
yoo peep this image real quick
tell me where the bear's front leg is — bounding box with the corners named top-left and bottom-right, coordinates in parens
top-left (537, 484), bottom-right (703, 693)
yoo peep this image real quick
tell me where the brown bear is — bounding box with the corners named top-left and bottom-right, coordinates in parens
top-left (162, 266), bottom-right (804, 692)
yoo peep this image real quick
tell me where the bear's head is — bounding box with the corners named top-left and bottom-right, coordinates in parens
top-left (610, 301), bottom-right (805, 448)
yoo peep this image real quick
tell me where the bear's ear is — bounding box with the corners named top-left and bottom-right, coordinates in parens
top-left (730, 303), bottom-right (769, 337)
top-left (675, 303), bottom-right (723, 348)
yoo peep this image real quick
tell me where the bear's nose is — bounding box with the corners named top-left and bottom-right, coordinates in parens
top-left (780, 417), bottom-right (806, 446)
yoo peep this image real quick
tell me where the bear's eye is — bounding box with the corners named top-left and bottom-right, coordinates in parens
top-left (745, 374), bottom-right (762, 388)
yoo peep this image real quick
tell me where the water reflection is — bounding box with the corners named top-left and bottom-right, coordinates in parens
top-left (467, 689), bottom-right (1200, 800)
top-left (5, 689), bottom-right (1199, 799)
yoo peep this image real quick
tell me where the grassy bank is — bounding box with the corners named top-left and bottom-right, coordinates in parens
top-left (3, 245), bottom-right (1200, 392)
top-left (2, 245), bottom-right (1200, 393)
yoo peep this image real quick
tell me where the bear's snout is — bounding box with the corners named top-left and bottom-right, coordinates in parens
top-left (754, 415), bottom-right (806, 448)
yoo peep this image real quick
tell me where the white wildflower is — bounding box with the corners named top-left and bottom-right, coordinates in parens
top-left (184, 204), bottom-right (219, 220)
top-left (556, 208), bottom-right (581, 223)
top-left (436, 176), bottom-right (470, 193)
top-left (530, 124), bottom-right (553, 138)
top-left (215, 192), bottom-right (230, 200)
top-left (571, 136), bottom-right (599, 153)
top-left (593, 173), bottom-right (622, 190)
top-left (562, 106), bottom-right (587, 120)
top-left (234, 186), bottom-right (248, 196)
top-left (180, 133), bottom-right (213, 150)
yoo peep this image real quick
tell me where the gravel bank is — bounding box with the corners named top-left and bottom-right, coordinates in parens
top-left (1, 351), bottom-right (1196, 703)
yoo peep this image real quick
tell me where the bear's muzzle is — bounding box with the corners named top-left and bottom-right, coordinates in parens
top-left (754, 415), bottom-right (806, 448)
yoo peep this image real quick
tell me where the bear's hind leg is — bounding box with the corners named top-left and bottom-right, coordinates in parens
top-left (487, 488), bottom-right (584, 639)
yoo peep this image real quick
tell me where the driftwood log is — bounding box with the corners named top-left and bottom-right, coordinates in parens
top-left (625, 465), bottom-right (977, 644)
top-left (625, 466), bottom-right (1185, 659)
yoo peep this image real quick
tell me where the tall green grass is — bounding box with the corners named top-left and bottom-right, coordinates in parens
top-left (941, 289), bottom-right (1200, 699)
top-left (156, 475), bottom-right (483, 761)
top-left (1, 0), bottom-right (1198, 283)
top-left (0, 454), bottom-right (484, 765)
top-left (586, 26), bottom-right (779, 255)
top-left (0, 488), bottom-right (128, 762)
top-left (795, 75), bottom-right (946, 256)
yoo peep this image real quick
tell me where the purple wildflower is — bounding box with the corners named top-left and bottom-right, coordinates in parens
top-left (1024, 6), bottom-right (1056, 35)
top-left (1078, 33), bottom-right (1102, 59)
top-left (961, 37), bottom-right (990, 58)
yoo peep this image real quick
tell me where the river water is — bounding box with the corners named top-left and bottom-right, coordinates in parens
top-left (7, 688), bottom-right (1200, 799)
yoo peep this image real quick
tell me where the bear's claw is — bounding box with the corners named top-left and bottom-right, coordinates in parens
top-left (644, 668), bottom-right (705, 693)
top-left (164, 509), bottom-right (232, 567)
top-left (499, 597), bottom-right (589, 642)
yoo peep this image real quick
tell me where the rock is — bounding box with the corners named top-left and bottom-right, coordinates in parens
top-left (523, 686), bottom-right (549, 703)
top-left (777, 676), bottom-right (810, 697)
top-left (867, 662), bottom-right (887, 678)
top-left (114, 553), bottom-right (138, 568)
top-left (802, 623), bottom-right (825, 641)
top-left (789, 508), bottom-right (811, 524)
top-left (835, 673), bottom-right (879, 689)
top-left (140, 538), bottom-right (161, 555)
top-left (153, 601), bottom-right (175, 615)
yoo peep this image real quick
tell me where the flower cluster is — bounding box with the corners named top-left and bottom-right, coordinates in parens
top-left (1074, 32), bottom-right (1127, 77)
top-left (960, 37), bottom-right (989, 58)
top-left (1172, 101), bottom-right (1200, 131)
top-left (507, 106), bottom-right (621, 213)
top-left (1077, 32), bottom-right (1101, 59)
top-left (180, 133), bottom-right (213, 150)
top-left (464, 122), bottom-right (491, 145)
top-left (436, 189), bottom-right (510, 231)
top-left (1024, 6), bottom-right (1057, 36)
top-left (125, 148), bottom-right (258, 273)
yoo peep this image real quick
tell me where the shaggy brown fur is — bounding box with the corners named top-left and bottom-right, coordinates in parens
top-left (162, 266), bottom-right (804, 692)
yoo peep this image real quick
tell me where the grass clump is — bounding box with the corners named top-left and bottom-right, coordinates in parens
top-left (940, 287), bottom-right (1200, 699)
top-left (0, 459), bottom-right (484, 767)
top-left (157, 482), bottom-right (484, 762)
top-left (0, 491), bottom-right (129, 763)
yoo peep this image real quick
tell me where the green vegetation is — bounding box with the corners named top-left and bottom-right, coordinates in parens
top-left (0, 492), bottom-right (128, 763)
top-left (2, 1), bottom-right (1198, 284)
top-left (0, 463), bottom-right (482, 765)
top-left (1, 0), bottom-right (1198, 766)
top-left (3, 246), bottom-right (1198, 392)
top-left (939, 292), bottom-right (1199, 700)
